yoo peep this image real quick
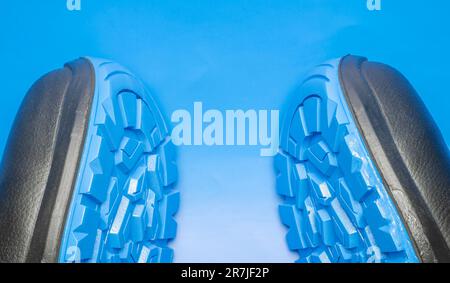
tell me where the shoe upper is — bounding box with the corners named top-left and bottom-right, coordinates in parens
top-left (340, 55), bottom-right (450, 262)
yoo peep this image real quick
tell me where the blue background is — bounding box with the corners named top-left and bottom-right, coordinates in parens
top-left (1, 0), bottom-right (449, 262)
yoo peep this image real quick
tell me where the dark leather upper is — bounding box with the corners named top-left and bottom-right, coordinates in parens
top-left (340, 55), bottom-right (450, 262)
top-left (0, 59), bottom-right (93, 262)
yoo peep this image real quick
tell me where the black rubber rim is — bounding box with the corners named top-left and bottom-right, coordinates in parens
top-left (0, 58), bottom-right (95, 262)
top-left (339, 55), bottom-right (450, 262)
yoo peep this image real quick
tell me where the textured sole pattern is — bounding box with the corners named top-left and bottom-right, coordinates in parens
top-left (275, 59), bottom-right (418, 263)
top-left (59, 58), bottom-right (179, 263)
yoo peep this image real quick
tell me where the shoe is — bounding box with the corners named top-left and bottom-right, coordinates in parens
top-left (1, 55), bottom-right (449, 263)
top-left (0, 58), bottom-right (179, 263)
top-left (275, 55), bottom-right (450, 263)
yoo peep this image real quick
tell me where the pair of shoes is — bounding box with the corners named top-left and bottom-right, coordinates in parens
top-left (0, 55), bottom-right (449, 263)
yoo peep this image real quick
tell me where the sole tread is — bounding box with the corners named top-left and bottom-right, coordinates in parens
top-left (59, 58), bottom-right (179, 263)
top-left (275, 58), bottom-right (418, 263)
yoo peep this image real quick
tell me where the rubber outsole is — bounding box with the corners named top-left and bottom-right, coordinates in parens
top-left (275, 58), bottom-right (419, 263)
top-left (59, 58), bottom-right (179, 263)
top-left (340, 55), bottom-right (450, 262)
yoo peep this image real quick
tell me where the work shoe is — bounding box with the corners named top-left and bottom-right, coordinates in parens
top-left (0, 58), bottom-right (179, 263)
top-left (275, 55), bottom-right (450, 263)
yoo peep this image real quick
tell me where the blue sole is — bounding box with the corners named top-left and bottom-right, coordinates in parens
top-left (59, 58), bottom-right (179, 263)
top-left (275, 58), bottom-right (419, 263)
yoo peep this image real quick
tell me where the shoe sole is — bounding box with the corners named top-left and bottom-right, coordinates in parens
top-left (58, 58), bottom-right (179, 263)
top-left (275, 58), bottom-right (419, 263)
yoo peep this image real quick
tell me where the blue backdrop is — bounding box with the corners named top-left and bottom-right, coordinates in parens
top-left (1, 0), bottom-right (448, 262)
